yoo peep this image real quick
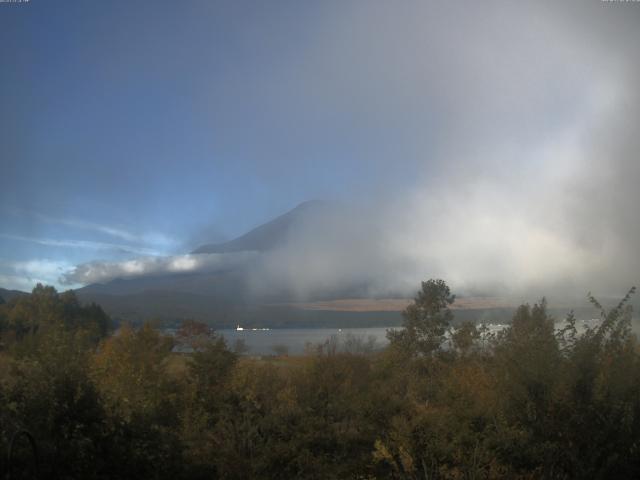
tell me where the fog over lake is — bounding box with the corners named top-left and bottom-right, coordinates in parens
top-left (212, 319), bottom-right (605, 356)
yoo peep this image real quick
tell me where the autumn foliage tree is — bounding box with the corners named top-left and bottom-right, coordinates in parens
top-left (387, 279), bottom-right (455, 356)
top-left (2, 281), bottom-right (640, 479)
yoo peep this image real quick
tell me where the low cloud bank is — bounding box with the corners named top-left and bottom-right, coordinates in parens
top-left (59, 192), bottom-right (610, 301)
top-left (60, 252), bottom-right (258, 286)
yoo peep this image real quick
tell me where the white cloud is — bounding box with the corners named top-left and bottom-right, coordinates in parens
top-left (0, 259), bottom-right (77, 291)
top-left (0, 274), bottom-right (50, 292)
top-left (39, 216), bottom-right (176, 249)
top-left (60, 252), bottom-right (258, 285)
top-left (0, 234), bottom-right (162, 256)
top-left (3, 207), bottom-right (177, 249)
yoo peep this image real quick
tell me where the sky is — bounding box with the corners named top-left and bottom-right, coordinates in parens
top-left (1, 0), bottom-right (639, 300)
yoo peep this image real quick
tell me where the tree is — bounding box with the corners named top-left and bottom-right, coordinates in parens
top-left (4, 325), bottom-right (107, 479)
top-left (180, 335), bottom-right (238, 477)
top-left (92, 323), bottom-right (174, 420)
top-left (91, 323), bottom-right (183, 478)
top-left (1, 285), bottom-right (110, 348)
top-left (232, 338), bottom-right (249, 355)
top-left (555, 287), bottom-right (640, 478)
top-left (176, 319), bottom-right (215, 350)
top-left (387, 279), bottom-right (455, 356)
top-left (491, 300), bottom-right (565, 476)
top-left (451, 321), bottom-right (480, 356)
top-left (188, 336), bottom-right (237, 401)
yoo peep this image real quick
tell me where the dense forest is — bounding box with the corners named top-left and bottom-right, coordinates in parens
top-left (1, 280), bottom-right (639, 479)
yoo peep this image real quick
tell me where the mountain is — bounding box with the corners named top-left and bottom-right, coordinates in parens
top-left (72, 200), bottom-right (398, 326)
top-left (75, 201), bottom-right (328, 305)
top-left (70, 201), bottom-right (518, 327)
top-left (192, 200), bottom-right (325, 254)
top-left (0, 287), bottom-right (29, 303)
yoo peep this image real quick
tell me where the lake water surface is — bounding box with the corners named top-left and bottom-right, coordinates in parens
top-left (216, 319), bottom-right (601, 356)
top-left (218, 327), bottom-right (393, 355)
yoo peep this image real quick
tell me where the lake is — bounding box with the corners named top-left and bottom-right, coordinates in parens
top-left (215, 319), bottom-right (604, 356)
top-left (165, 319), bottom-right (607, 356)
top-left (217, 327), bottom-right (393, 355)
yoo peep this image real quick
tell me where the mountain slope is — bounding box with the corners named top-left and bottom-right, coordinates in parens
top-left (0, 287), bottom-right (29, 302)
top-left (72, 201), bottom-right (331, 322)
top-left (191, 200), bottom-right (324, 254)
top-left (69, 200), bottom-right (435, 326)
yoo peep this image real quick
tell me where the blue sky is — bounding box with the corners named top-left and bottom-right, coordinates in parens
top-left (1, 1), bottom-right (639, 295)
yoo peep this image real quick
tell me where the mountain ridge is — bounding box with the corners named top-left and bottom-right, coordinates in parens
top-left (0, 287), bottom-right (29, 302)
top-left (191, 200), bottom-right (325, 254)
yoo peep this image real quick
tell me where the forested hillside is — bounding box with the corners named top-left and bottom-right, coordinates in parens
top-left (1, 280), bottom-right (639, 479)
